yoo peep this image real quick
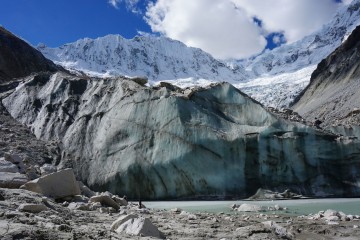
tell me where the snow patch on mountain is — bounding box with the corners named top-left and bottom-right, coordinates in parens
top-left (235, 65), bottom-right (317, 108)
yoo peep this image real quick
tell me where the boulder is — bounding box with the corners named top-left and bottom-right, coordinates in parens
top-left (111, 214), bottom-right (138, 231)
top-left (262, 221), bottom-right (293, 239)
top-left (77, 181), bottom-right (95, 198)
top-left (0, 172), bottom-right (28, 188)
top-left (89, 202), bottom-right (102, 211)
top-left (18, 204), bottom-right (48, 213)
top-left (89, 194), bottom-right (120, 210)
top-left (159, 81), bottom-right (182, 92)
top-left (67, 202), bottom-right (89, 211)
top-left (40, 164), bottom-right (57, 175)
top-left (129, 76), bottom-right (148, 86)
top-left (112, 196), bottom-right (128, 206)
top-left (113, 215), bottom-right (165, 239)
top-left (237, 204), bottom-right (265, 212)
top-left (4, 153), bottom-right (25, 173)
top-left (170, 208), bottom-right (182, 213)
top-left (20, 168), bottom-right (81, 199)
top-left (4, 153), bottom-right (22, 164)
top-left (231, 203), bottom-right (239, 210)
top-left (323, 209), bottom-right (339, 218)
top-left (26, 165), bottom-right (40, 180)
top-left (0, 158), bottom-right (18, 173)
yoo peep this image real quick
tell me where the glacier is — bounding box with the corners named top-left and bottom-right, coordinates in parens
top-left (3, 72), bottom-right (360, 199)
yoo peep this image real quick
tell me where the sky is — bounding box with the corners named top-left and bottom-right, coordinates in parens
top-left (0, 0), bottom-right (353, 60)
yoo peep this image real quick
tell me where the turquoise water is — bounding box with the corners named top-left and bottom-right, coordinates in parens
top-left (144, 198), bottom-right (360, 215)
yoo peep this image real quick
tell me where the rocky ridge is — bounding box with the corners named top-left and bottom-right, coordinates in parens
top-left (0, 27), bottom-right (58, 84)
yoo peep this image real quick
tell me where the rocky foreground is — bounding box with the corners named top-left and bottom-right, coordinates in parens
top-left (2, 188), bottom-right (360, 240)
top-left (1, 169), bottom-right (360, 240)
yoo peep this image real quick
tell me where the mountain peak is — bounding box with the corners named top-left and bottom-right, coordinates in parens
top-left (39, 33), bottom-right (246, 83)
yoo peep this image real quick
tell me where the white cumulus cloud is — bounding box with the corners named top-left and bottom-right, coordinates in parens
top-left (145, 0), bottom-right (346, 59)
top-left (145, 0), bottom-right (267, 59)
top-left (232, 0), bottom-right (342, 43)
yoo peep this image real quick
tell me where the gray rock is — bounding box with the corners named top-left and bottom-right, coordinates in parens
top-left (89, 202), bottom-right (102, 211)
top-left (324, 215), bottom-right (340, 222)
top-left (40, 164), bottom-right (57, 175)
top-left (4, 153), bottom-right (25, 173)
top-left (4, 153), bottom-right (22, 164)
top-left (171, 208), bottom-right (182, 213)
top-left (89, 195), bottom-right (120, 210)
top-left (20, 168), bottom-right (81, 199)
top-left (67, 202), bottom-right (89, 211)
top-left (111, 214), bottom-right (138, 231)
top-left (323, 209), bottom-right (339, 218)
top-left (0, 172), bottom-right (28, 188)
top-left (0, 157), bottom-right (18, 173)
top-left (77, 181), bottom-right (95, 198)
top-left (231, 204), bottom-right (239, 210)
top-left (114, 216), bottom-right (165, 239)
top-left (18, 204), bottom-right (48, 213)
top-left (237, 204), bottom-right (265, 212)
top-left (129, 76), bottom-right (148, 86)
top-left (262, 220), bottom-right (293, 239)
top-left (112, 196), bottom-right (128, 206)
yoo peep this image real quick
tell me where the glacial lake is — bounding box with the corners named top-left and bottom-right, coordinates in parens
top-left (144, 198), bottom-right (360, 216)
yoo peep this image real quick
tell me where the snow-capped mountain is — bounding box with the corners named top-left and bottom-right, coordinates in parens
top-left (38, 0), bottom-right (360, 108)
top-left (237, 0), bottom-right (360, 107)
top-left (39, 35), bottom-right (247, 83)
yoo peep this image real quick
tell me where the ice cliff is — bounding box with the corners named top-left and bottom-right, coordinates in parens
top-left (3, 72), bottom-right (360, 199)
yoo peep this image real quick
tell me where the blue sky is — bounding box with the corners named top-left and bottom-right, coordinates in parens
top-left (0, 0), bottom-right (151, 47)
top-left (0, 0), bottom-right (352, 59)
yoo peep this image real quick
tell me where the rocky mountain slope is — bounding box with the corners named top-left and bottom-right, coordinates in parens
top-left (3, 71), bottom-right (360, 199)
top-left (0, 27), bottom-right (58, 84)
top-left (37, 1), bottom-right (360, 108)
top-left (292, 25), bottom-right (360, 138)
top-left (0, 26), bottom-right (62, 189)
top-left (38, 34), bottom-right (247, 82)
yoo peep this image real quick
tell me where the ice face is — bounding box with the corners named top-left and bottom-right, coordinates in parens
top-left (3, 72), bottom-right (360, 199)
